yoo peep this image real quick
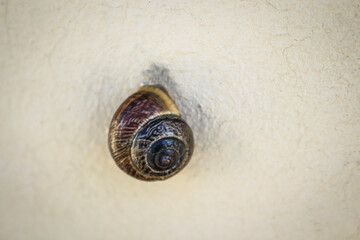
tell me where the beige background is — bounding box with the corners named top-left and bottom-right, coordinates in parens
top-left (1, 0), bottom-right (360, 239)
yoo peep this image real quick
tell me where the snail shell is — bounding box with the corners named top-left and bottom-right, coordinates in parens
top-left (108, 85), bottom-right (194, 181)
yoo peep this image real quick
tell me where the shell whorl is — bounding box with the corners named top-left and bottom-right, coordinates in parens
top-left (108, 85), bottom-right (194, 181)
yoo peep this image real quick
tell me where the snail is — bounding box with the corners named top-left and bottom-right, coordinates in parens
top-left (108, 85), bottom-right (194, 181)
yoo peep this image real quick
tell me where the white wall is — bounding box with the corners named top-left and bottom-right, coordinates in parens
top-left (0, 0), bottom-right (359, 239)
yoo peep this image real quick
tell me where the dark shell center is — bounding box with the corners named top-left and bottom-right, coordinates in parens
top-left (155, 149), bottom-right (178, 169)
top-left (147, 137), bottom-right (185, 171)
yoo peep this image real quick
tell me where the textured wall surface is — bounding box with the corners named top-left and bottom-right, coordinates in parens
top-left (1, 0), bottom-right (360, 239)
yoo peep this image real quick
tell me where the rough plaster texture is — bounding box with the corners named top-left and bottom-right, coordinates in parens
top-left (0, 0), bottom-right (360, 239)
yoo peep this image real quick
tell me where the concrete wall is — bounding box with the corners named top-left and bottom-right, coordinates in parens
top-left (0, 0), bottom-right (359, 239)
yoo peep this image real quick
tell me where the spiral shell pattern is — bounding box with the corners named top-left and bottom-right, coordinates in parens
top-left (108, 85), bottom-right (194, 181)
